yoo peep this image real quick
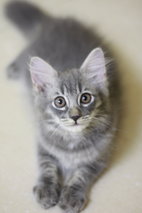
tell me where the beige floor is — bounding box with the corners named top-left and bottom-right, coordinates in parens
top-left (0, 0), bottom-right (142, 212)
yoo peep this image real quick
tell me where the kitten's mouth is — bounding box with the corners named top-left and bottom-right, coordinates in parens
top-left (67, 120), bottom-right (82, 126)
top-left (62, 121), bottom-right (87, 132)
top-left (74, 121), bottom-right (79, 125)
top-left (61, 116), bottom-right (90, 131)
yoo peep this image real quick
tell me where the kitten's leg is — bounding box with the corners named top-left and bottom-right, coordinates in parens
top-left (34, 152), bottom-right (61, 209)
top-left (59, 161), bottom-right (106, 213)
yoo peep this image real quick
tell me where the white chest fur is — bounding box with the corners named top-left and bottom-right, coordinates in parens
top-left (42, 140), bottom-right (99, 173)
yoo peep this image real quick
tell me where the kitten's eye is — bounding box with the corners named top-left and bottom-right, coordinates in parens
top-left (80, 93), bottom-right (92, 105)
top-left (54, 96), bottom-right (66, 108)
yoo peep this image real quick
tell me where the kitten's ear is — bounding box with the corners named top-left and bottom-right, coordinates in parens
top-left (81, 48), bottom-right (108, 94)
top-left (29, 57), bottom-right (58, 92)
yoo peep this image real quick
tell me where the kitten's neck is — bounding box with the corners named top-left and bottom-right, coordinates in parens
top-left (39, 123), bottom-right (90, 151)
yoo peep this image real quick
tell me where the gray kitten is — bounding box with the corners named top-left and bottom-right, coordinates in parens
top-left (5, 1), bottom-right (120, 213)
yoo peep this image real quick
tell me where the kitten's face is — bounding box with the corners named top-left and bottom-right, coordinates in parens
top-left (30, 48), bottom-right (109, 133)
top-left (46, 71), bottom-right (101, 132)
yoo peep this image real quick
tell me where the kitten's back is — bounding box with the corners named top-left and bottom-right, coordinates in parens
top-left (5, 1), bottom-right (117, 86)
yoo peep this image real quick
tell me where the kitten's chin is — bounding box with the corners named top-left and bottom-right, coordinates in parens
top-left (62, 124), bottom-right (86, 133)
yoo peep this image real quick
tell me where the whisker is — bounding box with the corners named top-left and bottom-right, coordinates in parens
top-left (49, 123), bottom-right (60, 138)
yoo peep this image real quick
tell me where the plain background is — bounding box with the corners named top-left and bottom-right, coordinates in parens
top-left (0, 0), bottom-right (142, 212)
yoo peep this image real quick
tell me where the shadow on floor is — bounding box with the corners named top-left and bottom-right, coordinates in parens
top-left (111, 50), bottom-right (142, 165)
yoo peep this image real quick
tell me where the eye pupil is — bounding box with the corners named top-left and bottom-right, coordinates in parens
top-left (82, 95), bottom-right (87, 101)
top-left (58, 99), bottom-right (63, 105)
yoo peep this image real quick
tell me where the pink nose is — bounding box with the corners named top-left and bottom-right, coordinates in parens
top-left (71, 115), bottom-right (81, 122)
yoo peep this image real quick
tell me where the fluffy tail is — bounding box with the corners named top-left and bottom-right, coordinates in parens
top-left (5, 1), bottom-right (47, 39)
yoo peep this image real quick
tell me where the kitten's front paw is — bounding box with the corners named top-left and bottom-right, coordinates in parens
top-left (59, 186), bottom-right (87, 213)
top-left (33, 183), bottom-right (60, 209)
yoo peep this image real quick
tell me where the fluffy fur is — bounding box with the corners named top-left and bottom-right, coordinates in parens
top-left (5, 1), bottom-right (120, 213)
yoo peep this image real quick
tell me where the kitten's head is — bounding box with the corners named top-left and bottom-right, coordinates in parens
top-left (29, 48), bottom-right (111, 134)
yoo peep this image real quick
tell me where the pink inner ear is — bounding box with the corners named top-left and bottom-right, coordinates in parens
top-left (29, 57), bottom-right (58, 90)
top-left (31, 72), bottom-right (44, 88)
top-left (81, 48), bottom-right (107, 83)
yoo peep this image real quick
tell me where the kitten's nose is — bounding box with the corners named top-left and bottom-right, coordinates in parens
top-left (71, 115), bottom-right (81, 122)
top-left (69, 107), bottom-right (82, 123)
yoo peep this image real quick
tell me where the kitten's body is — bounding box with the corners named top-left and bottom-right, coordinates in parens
top-left (6, 2), bottom-right (120, 213)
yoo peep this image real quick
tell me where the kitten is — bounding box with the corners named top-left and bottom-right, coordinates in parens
top-left (5, 1), bottom-right (120, 213)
